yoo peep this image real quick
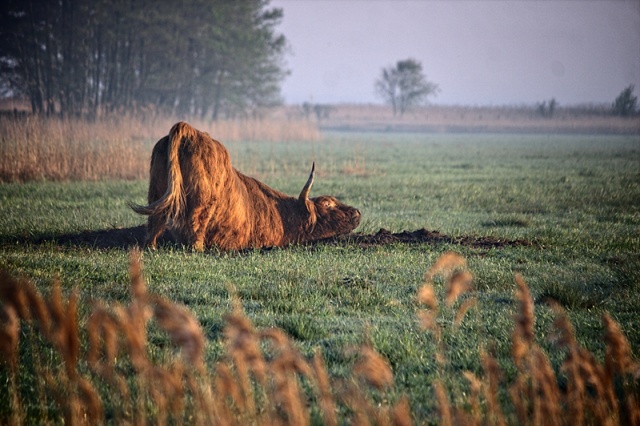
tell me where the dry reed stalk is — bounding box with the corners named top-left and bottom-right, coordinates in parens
top-left (550, 303), bottom-right (628, 425)
top-left (603, 313), bottom-right (633, 378)
top-left (391, 395), bottom-right (413, 426)
top-left (1, 271), bottom-right (52, 424)
top-left (340, 381), bottom-right (372, 426)
top-left (45, 366), bottom-right (102, 426)
top-left (434, 380), bottom-right (453, 426)
top-left (61, 290), bottom-right (80, 377)
top-left (624, 394), bottom-right (640, 426)
top-left (417, 284), bottom-right (438, 311)
top-left (602, 313), bottom-right (639, 425)
top-left (416, 310), bottom-right (441, 339)
top-left (108, 251), bottom-right (152, 373)
top-left (416, 283), bottom-right (442, 343)
top-left (222, 308), bottom-right (267, 421)
top-left (0, 270), bottom-right (30, 320)
top-left (129, 248), bottom-right (146, 301)
top-left (424, 252), bottom-right (467, 283)
top-left (512, 274), bottom-right (535, 370)
top-left (417, 253), bottom-right (476, 374)
top-left (353, 345), bottom-right (394, 390)
top-left (212, 362), bottom-right (242, 423)
top-left (445, 270), bottom-right (473, 307)
top-left (576, 346), bottom-right (614, 425)
top-left (549, 303), bottom-right (588, 424)
top-left (23, 281), bottom-right (51, 337)
top-left (113, 301), bottom-right (150, 372)
top-left (0, 304), bottom-right (19, 372)
top-left (86, 303), bottom-right (132, 425)
top-left (86, 303), bottom-right (119, 375)
top-left (514, 274), bottom-right (535, 344)
top-left (151, 295), bottom-right (206, 371)
top-left (147, 363), bottom-right (186, 426)
top-left (261, 327), bottom-right (312, 426)
top-left (77, 376), bottom-right (104, 424)
top-left (453, 298), bottom-right (477, 329)
top-left (184, 373), bottom-right (212, 426)
top-left (481, 351), bottom-right (507, 426)
top-left (531, 346), bottom-right (562, 426)
top-left (312, 349), bottom-right (338, 426)
top-left (462, 371), bottom-right (483, 425)
top-left (0, 304), bottom-right (22, 425)
top-left (338, 374), bottom-right (400, 426)
top-left (347, 344), bottom-right (411, 426)
top-left (510, 275), bottom-right (565, 426)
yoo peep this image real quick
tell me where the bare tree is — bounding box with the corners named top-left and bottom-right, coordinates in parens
top-left (612, 85), bottom-right (637, 117)
top-left (375, 59), bottom-right (438, 116)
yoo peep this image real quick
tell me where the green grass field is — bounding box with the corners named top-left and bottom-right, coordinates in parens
top-left (1, 132), bottom-right (639, 423)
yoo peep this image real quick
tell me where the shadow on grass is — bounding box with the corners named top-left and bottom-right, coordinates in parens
top-left (7, 226), bottom-right (535, 251)
top-left (37, 225), bottom-right (149, 249)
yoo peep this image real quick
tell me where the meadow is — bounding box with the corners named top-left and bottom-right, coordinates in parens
top-left (1, 128), bottom-right (639, 423)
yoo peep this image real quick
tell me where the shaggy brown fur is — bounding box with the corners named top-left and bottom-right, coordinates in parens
top-left (131, 122), bottom-right (361, 251)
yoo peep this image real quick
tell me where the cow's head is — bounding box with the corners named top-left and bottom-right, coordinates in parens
top-left (299, 163), bottom-right (361, 240)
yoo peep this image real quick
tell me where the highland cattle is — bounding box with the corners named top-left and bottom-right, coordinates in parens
top-left (131, 122), bottom-right (361, 251)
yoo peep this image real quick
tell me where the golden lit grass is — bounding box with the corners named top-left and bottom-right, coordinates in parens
top-left (0, 114), bottom-right (319, 183)
top-left (1, 251), bottom-right (639, 424)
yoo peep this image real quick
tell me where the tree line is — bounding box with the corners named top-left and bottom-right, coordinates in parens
top-left (0, 0), bottom-right (287, 119)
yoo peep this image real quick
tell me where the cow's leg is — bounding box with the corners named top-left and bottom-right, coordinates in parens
top-left (144, 213), bottom-right (167, 249)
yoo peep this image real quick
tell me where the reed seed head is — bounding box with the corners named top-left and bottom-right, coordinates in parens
top-left (424, 252), bottom-right (467, 283)
top-left (392, 395), bottom-right (413, 426)
top-left (0, 270), bottom-right (29, 320)
top-left (152, 295), bottom-right (206, 371)
top-left (603, 313), bottom-right (633, 376)
top-left (354, 346), bottom-right (394, 390)
top-left (445, 270), bottom-right (473, 306)
top-left (0, 305), bottom-right (19, 371)
top-left (514, 273), bottom-right (535, 344)
top-left (129, 248), bottom-right (146, 302)
top-left (454, 297), bottom-right (477, 329)
top-left (417, 284), bottom-right (438, 311)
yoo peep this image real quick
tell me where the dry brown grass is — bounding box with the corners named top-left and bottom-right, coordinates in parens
top-left (1, 251), bottom-right (639, 424)
top-left (415, 253), bottom-right (640, 426)
top-left (0, 113), bottom-right (319, 183)
top-left (316, 104), bottom-right (640, 134)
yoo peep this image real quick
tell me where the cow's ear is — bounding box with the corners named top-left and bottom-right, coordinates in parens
top-left (298, 162), bottom-right (315, 201)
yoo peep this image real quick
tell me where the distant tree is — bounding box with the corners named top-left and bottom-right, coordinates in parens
top-left (537, 98), bottom-right (557, 118)
top-left (302, 102), bottom-right (313, 120)
top-left (612, 85), bottom-right (637, 117)
top-left (313, 104), bottom-right (332, 121)
top-left (0, 0), bottom-right (288, 119)
top-left (300, 102), bottom-right (331, 121)
top-left (374, 59), bottom-right (438, 116)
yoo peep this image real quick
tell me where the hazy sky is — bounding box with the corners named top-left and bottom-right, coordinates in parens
top-left (270, 0), bottom-right (640, 106)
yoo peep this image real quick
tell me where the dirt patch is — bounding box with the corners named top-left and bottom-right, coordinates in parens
top-left (323, 228), bottom-right (534, 249)
top-left (22, 226), bottom-right (533, 251)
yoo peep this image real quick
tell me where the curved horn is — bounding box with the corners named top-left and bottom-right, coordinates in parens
top-left (298, 162), bottom-right (315, 200)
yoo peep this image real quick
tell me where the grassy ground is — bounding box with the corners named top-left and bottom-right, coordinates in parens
top-left (1, 132), bottom-right (639, 422)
